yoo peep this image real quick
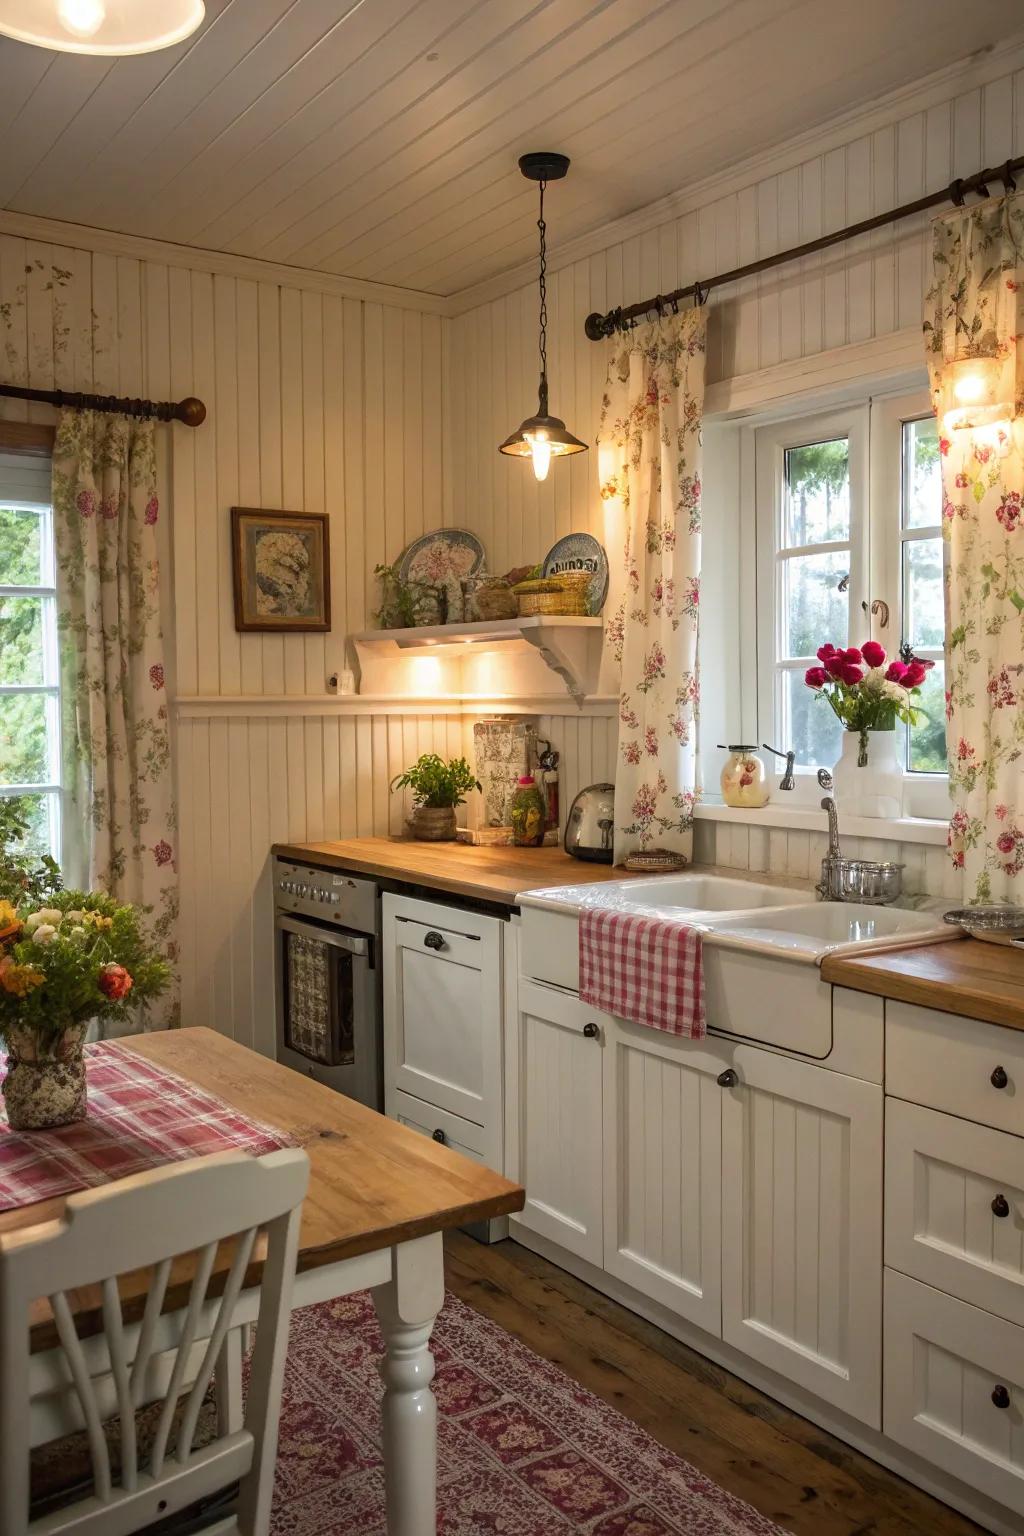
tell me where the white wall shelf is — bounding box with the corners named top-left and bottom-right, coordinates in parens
top-left (351, 616), bottom-right (604, 707)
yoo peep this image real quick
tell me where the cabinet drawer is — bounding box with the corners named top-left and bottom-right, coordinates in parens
top-left (884, 1269), bottom-right (1024, 1518)
top-left (886, 1001), bottom-right (1024, 1137)
top-left (886, 1099), bottom-right (1024, 1324)
top-left (392, 1089), bottom-right (485, 1162)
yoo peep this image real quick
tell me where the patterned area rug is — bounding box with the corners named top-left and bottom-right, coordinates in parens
top-left (271, 1291), bottom-right (788, 1535)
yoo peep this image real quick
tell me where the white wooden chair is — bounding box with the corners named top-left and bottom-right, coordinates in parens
top-left (0, 1147), bottom-right (310, 1536)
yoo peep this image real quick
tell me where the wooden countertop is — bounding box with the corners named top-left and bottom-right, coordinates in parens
top-left (273, 835), bottom-right (638, 906)
top-left (6, 1028), bottom-right (523, 1348)
top-left (822, 938), bottom-right (1024, 1032)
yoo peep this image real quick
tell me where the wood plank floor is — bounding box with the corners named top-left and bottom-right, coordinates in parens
top-left (444, 1232), bottom-right (985, 1536)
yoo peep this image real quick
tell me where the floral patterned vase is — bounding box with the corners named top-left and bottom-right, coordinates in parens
top-left (832, 728), bottom-right (902, 819)
top-left (2, 1025), bottom-right (88, 1130)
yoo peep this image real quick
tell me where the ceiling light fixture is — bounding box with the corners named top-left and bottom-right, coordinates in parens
top-left (499, 152), bottom-right (587, 482)
top-left (0, 0), bottom-right (204, 54)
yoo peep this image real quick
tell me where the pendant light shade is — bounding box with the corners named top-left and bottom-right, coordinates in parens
top-left (499, 152), bottom-right (587, 481)
top-left (0, 0), bottom-right (204, 54)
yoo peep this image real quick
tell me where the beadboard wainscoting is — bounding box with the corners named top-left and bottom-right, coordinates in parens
top-left (449, 51), bottom-right (1024, 579)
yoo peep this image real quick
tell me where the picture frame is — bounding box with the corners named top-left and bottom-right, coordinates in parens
top-left (231, 507), bottom-right (331, 633)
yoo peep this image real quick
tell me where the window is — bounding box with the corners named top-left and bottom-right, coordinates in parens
top-left (0, 451), bottom-right (60, 862)
top-left (754, 390), bottom-right (947, 811)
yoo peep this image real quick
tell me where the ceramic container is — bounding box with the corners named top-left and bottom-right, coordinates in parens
top-left (509, 775), bottom-right (546, 847)
top-left (832, 728), bottom-right (902, 818)
top-left (719, 745), bottom-right (770, 808)
top-left (408, 805), bottom-right (457, 841)
top-left (2, 1025), bottom-right (88, 1130)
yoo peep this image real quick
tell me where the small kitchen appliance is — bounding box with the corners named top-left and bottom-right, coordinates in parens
top-left (564, 782), bottom-right (615, 863)
top-left (274, 859), bottom-right (382, 1110)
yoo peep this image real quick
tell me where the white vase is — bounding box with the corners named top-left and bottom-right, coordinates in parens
top-left (832, 729), bottom-right (902, 819)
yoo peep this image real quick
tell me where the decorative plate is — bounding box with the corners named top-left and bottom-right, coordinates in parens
top-left (398, 528), bottom-right (485, 622)
top-left (542, 533), bottom-right (609, 614)
top-left (943, 905), bottom-right (1024, 945)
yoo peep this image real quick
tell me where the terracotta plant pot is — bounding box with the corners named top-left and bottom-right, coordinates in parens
top-left (2, 1026), bottom-right (88, 1130)
top-left (409, 805), bottom-right (457, 842)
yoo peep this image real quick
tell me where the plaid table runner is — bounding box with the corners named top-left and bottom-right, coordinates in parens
top-left (579, 907), bottom-right (706, 1039)
top-left (0, 1041), bottom-right (295, 1214)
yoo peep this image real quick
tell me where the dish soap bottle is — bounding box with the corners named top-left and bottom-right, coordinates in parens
top-left (718, 744), bottom-right (770, 808)
top-left (510, 774), bottom-right (546, 847)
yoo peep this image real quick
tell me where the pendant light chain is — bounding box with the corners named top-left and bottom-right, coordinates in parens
top-left (537, 178), bottom-right (549, 414)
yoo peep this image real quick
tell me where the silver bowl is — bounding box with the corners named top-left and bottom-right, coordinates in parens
top-left (943, 905), bottom-right (1024, 945)
top-left (820, 857), bottom-right (904, 905)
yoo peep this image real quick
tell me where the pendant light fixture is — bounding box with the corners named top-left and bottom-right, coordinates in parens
top-left (0, 0), bottom-right (204, 54)
top-left (499, 152), bottom-right (587, 481)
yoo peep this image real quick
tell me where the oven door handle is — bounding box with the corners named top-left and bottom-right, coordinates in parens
top-left (276, 915), bottom-right (368, 956)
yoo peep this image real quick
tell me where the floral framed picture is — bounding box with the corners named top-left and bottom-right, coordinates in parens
top-left (231, 507), bottom-right (331, 632)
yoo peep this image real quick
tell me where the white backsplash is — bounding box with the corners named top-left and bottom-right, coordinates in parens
top-left (693, 819), bottom-right (958, 904)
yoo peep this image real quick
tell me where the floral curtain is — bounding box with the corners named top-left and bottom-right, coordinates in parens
top-left (597, 308), bottom-right (706, 864)
top-left (53, 410), bottom-right (178, 1026)
top-left (924, 195), bottom-right (1024, 901)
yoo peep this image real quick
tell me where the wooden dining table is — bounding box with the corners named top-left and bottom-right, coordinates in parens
top-left (4, 1027), bottom-right (525, 1536)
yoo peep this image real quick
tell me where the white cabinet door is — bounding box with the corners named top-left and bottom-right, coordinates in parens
top-left (721, 1046), bottom-right (883, 1427)
top-left (602, 1018), bottom-right (727, 1334)
top-left (382, 894), bottom-right (502, 1140)
top-left (508, 978), bottom-right (605, 1266)
top-left (885, 1269), bottom-right (1024, 1519)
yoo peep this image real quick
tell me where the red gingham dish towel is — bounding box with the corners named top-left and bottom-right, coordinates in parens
top-left (0, 1041), bottom-right (295, 1214)
top-left (579, 907), bottom-right (705, 1038)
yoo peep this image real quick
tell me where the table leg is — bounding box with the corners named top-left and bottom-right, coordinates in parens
top-left (372, 1232), bottom-right (445, 1536)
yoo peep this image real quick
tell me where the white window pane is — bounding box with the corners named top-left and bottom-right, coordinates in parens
top-left (2, 791), bottom-right (59, 863)
top-left (902, 417), bottom-right (942, 530)
top-left (903, 537), bottom-right (945, 650)
top-left (0, 505), bottom-right (45, 585)
top-left (780, 549), bottom-right (849, 657)
top-left (782, 669), bottom-right (844, 769)
top-left (783, 438), bottom-right (850, 546)
top-left (0, 595), bottom-right (44, 684)
top-left (0, 692), bottom-right (51, 785)
top-left (908, 661), bottom-right (948, 774)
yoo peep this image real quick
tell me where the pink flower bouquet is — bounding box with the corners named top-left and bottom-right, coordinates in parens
top-left (805, 640), bottom-right (931, 765)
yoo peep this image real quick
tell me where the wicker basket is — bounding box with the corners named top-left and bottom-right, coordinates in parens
top-left (514, 576), bottom-right (590, 617)
top-left (474, 578), bottom-right (518, 621)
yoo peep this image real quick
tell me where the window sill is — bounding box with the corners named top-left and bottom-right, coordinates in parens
top-left (694, 800), bottom-right (949, 847)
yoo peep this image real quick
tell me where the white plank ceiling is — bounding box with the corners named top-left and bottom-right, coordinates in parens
top-left (0, 0), bottom-right (1020, 297)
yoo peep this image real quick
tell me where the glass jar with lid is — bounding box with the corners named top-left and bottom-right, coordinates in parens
top-left (718, 744), bottom-right (770, 808)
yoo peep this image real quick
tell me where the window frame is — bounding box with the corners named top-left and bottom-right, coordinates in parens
top-left (752, 390), bottom-right (948, 818)
top-left (0, 446), bottom-right (61, 862)
top-left (754, 404), bottom-right (870, 778)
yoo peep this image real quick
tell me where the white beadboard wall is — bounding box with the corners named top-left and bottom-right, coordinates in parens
top-left (0, 233), bottom-right (451, 1052)
top-left (449, 55), bottom-right (1024, 891)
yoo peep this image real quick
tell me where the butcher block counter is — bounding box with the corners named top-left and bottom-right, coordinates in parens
top-left (822, 936), bottom-right (1024, 1033)
top-left (272, 835), bottom-right (636, 908)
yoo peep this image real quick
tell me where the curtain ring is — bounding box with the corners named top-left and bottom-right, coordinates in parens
top-left (1002, 160), bottom-right (1017, 194)
top-left (670, 295), bottom-right (679, 314)
top-left (693, 281), bottom-right (708, 307)
top-left (948, 177), bottom-right (966, 208)
top-left (976, 180), bottom-right (991, 200)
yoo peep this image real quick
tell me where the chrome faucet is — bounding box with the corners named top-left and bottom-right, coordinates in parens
top-left (816, 790), bottom-right (843, 900)
top-left (763, 742), bottom-right (796, 791)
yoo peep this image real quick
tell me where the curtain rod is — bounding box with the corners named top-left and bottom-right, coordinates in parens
top-left (584, 155), bottom-right (1024, 342)
top-left (0, 384), bottom-right (206, 426)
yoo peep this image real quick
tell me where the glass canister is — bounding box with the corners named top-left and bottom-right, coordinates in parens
top-left (509, 774), bottom-right (546, 847)
top-left (719, 744), bottom-right (770, 808)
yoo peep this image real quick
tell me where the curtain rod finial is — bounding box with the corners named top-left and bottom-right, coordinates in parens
top-left (175, 396), bottom-right (206, 428)
top-left (584, 311), bottom-right (609, 341)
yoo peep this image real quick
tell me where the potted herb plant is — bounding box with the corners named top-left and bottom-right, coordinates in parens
top-left (390, 754), bottom-right (481, 841)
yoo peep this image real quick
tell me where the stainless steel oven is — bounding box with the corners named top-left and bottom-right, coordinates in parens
top-left (274, 860), bottom-right (382, 1110)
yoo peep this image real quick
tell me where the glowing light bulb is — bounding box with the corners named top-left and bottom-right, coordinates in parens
top-left (525, 429), bottom-right (551, 482)
top-left (57, 0), bottom-right (105, 37)
top-left (953, 368), bottom-right (987, 405)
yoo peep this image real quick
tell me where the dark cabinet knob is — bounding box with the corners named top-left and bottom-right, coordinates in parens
top-left (423, 930), bottom-right (446, 951)
top-left (717, 1069), bottom-right (739, 1088)
top-left (991, 1065), bottom-right (1009, 1089)
top-left (431, 1128), bottom-right (446, 1144)
top-left (583, 1022), bottom-right (600, 1039)
top-left (992, 1384), bottom-right (1011, 1409)
top-left (992, 1193), bottom-right (1011, 1219)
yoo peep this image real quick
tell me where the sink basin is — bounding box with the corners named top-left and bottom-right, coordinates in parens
top-left (516, 871), bottom-right (814, 918)
top-left (700, 901), bottom-right (958, 964)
